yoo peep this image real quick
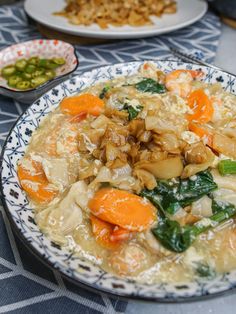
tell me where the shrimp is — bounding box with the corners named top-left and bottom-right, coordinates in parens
top-left (45, 122), bottom-right (79, 157)
top-left (165, 70), bottom-right (203, 98)
top-left (108, 243), bottom-right (152, 276)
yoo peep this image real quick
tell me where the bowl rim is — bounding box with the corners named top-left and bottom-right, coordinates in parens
top-left (0, 39), bottom-right (79, 94)
top-left (1, 60), bottom-right (236, 302)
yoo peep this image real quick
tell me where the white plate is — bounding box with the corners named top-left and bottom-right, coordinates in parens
top-left (24, 0), bottom-right (207, 39)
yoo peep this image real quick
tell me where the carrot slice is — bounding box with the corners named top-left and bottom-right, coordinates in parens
top-left (189, 122), bottom-right (213, 147)
top-left (186, 89), bottom-right (213, 124)
top-left (18, 158), bottom-right (57, 204)
top-left (110, 226), bottom-right (132, 242)
top-left (20, 181), bottom-right (57, 204)
top-left (89, 188), bottom-right (156, 231)
top-left (60, 93), bottom-right (104, 116)
top-left (18, 158), bottom-right (47, 184)
top-left (90, 215), bottom-right (120, 250)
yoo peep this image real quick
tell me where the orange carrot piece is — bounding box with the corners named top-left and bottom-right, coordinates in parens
top-left (189, 122), bottom-right (213, 147)
top-left (18, 158), bottom-right (57, 204)
top-left (20, 181), bottom-right (57, 204)
top-left (60, 93), bottom-right (104, 116)
top-left (90, 215), bottom-right (120, 250)
top-left (89, 188), bottom-right (156, 231)
top-left (186, 89), bottom-right (213, 124)
top-left (110, 226), bottom-right (132, 242)
top-left (18, 159), bottom-right (47, 184)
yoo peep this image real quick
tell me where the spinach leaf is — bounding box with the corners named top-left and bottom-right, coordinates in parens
top-left (195, 262), bottom-right (215, 278)
top-left (140, 171), bottom-right (217, 215)
top-left (152, 219), bottom-right (197, 252)
top-left (99, 85), bottom-right (110, 99)
top-left (211, 200), bottom-right (236, 220)
top-left (143, 170), bottom-right (236, 253)
top-left (211, 198), bottom-right (236, 215)
top-left (135, 78), bottom-right (166, 94)
top-left (152, 199), bottom-right (236, 253)
top-left (123, 104), bottom-right (143, 121)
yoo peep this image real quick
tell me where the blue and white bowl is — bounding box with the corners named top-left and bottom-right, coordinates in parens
top-left (1, 61), bottom-right (236, 301)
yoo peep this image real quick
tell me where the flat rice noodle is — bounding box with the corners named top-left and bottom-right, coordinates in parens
top-left (181, 147), bottom-right (215, 178)
top-left (145, 115), bottom-right (187, 136)
top-left (185, 142), bottom-right (209, 164)
top-left (153, 133), bottom-right (180, 153)
top-left (213, 133), bottom-right (236, 159)
top-left (211, 169), bottom-right (236, 192)
top-left (105, 143), bottom-right (122, 162)
top-left (135, 156), bottom-right (183, 179)
top-left (133, 168), bottom-right (157, 190)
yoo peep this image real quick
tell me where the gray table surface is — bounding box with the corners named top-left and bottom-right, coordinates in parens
top-left (126, 23), bottom-right (236, 314)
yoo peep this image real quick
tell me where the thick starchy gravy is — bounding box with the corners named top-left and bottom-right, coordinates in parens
top-left (18, 62), bottom-right (236, 284)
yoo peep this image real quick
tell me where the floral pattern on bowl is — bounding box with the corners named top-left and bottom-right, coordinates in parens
top-left (1, 61), bottom-right (236, 302)
top-left (0, 39), bottom-right (79, 103)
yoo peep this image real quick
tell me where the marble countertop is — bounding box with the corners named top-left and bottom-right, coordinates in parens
top-left (126, 23), bottom-right (236, 314)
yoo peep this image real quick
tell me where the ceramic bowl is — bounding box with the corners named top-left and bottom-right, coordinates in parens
top-left (0, 39), bottom-right (79, 104)
top-left (1, 61), bottom-right (236, 301)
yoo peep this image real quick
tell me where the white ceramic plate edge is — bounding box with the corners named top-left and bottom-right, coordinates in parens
top-left (24, 0), bottom-right (207, 39)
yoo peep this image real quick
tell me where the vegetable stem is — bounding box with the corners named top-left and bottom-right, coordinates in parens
top-left (218, 159), bottom-right (236, 175)
top-left (152, 200), bottom-right (236, 253)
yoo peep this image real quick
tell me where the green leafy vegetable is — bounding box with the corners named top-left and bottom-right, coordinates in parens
top-left (142, 170), bottom-right (236, 252)
top-left (218, 159), bottom-right (236, 176)
top-left (140, 171), bottom-right (217, 215)
top-left (152, 199), bottom-right (236, 252)
top-left (210, 199), bottom-right (236, 218)
top-left (195, 263), bottom-right (215, 278)
top-left (135, 78), bottom-right (166, 94)
top-left (99, 85), bottom-right (110, 99)
top-left (211, 198), bottom-right (223, 214)
top-left (123, 104), bottom-right (143, 121)
top-left (152, 219), bottom-right (196, 252)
